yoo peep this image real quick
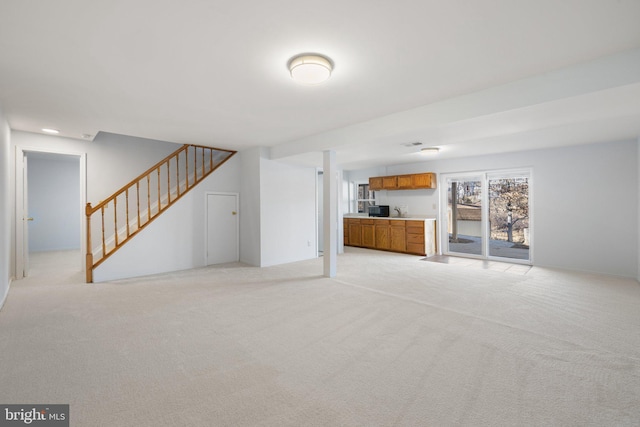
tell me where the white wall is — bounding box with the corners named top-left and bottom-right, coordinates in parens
top-left (0, 106), bottom-right (11, 309)
top-left (93, 155), bottom-right (241, 282)
top-left (26, 154), bottom-right (80, 252)
top-left (348, 140), bottom-right (638, 278)
top-left (238, 148), bottom-right (318, 268)
top-left (259, 155), bottom-right (317, 267)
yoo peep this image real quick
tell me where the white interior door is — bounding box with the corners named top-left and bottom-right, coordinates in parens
top-left (206, 193), bottom-right (239, 265)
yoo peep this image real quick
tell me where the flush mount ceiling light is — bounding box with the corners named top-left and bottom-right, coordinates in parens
top-left (41, 128), bottom-right (60, 134)
top-left (420, 147), bottom-right (440, 155)
top-left (288, 54), bottom-right (333, 85)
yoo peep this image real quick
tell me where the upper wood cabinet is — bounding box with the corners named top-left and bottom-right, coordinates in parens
top-left (397, 174), bottom-right (414, 189)
top-left (369, 177), bottom-right (383, 190)
top-left (382, 176), bottom-right (398, 189)
top-left (369, 172), bottom-right (436, 190)
top-left (411, 173), bottom-right (434, 188)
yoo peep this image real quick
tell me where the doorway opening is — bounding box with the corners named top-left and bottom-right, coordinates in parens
top-left (442, 169), bottom-right (531, 264)
top-left (15, 147), bottom-right (86, 280)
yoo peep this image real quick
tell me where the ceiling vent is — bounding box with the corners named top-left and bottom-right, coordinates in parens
top-left (401, 142), bottom-right (423, 147)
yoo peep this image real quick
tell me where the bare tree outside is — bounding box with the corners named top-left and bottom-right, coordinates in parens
top-left (488, 177), bottom-right (529, 246)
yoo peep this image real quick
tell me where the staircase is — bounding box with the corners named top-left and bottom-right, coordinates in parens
top-left (85, 144), bottom-right (236, 282)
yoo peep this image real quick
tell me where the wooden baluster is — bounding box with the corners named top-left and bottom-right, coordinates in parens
top-left (201, 147), bottom-right (205, 179)
top-left (167, 160), bottom-right (171, 204)
top-left (176, 154), bottom-right (180, 198)
top-left (194, 146), bottom-right (197, 182)
top-left (136, 181), bottom-right (141, 230)
top-left (114, 197), bottom-right (118, 247)
top-left (125, 188), bottom-right (130, 237)
top-left (147, 174), bottom-right (151, 222)
top-left (157, 166), bottom-right (161, 212)
top-left (101, 206), bottom-right (106, 257)
top-left (209, 149), bottom-right (213, 174)
top-left (185, 147), bottom-right (189, 191)
top-left (86, 203), bottom-right (93, 283)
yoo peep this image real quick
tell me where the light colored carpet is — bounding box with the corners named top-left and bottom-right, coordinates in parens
top-left (1, 248), bottom-right (639, 426)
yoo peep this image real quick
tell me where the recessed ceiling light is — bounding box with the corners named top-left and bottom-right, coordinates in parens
top-left (41, 128), bottom-right (60, 134)
top-left (288, 54), bottom-right (333, 85)
top-left (420, 147), bottom-right (440, 155)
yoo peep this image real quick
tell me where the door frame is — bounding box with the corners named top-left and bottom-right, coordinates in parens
top-left (15, 146), bottom-right (87, 278)
top-left (204, 191), bottom-right (239, 265)
top-left (439, 168), bottom-right (533, 265)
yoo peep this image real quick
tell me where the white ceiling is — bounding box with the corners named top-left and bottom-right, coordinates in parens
top-left (1, 0), bottom-right (640, 170)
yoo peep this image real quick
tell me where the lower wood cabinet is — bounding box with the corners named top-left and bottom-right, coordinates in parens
top-left (344, 217), bottom-right (435, 256)
top-left (361, 219), bottom-right (375, 248)
top-left (374, 220), bottom-right (390, 249)
top-left (406, 220), bottom-right (424, 255)
top-left (347, 220), bottom-right (362, 246)
top-left (389, 220), bottom-right (407, 252)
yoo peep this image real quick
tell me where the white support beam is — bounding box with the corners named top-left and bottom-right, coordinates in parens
top-left (323, 150), bottom-right (337, 278)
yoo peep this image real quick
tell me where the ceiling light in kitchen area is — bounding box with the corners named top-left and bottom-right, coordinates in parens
top-left (420, 147), bottom-right (440, 155)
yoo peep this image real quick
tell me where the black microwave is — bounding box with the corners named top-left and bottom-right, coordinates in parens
top-left (369, 205), bottom-right (390, 217)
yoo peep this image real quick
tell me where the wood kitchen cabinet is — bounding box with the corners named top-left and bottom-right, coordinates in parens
top-left (369, 172), bottom-right (436, 190)
top-left (369, 177), bottom-right (383, 191)
top-left (405, 220), bottom-right (425, 255)
top-left (389, 220), bottom-right (406, 252)
top-left (344, 217), bottom-right (436, 257)
top-left (375, 220), bottom-right (390, 250)
top-left (412, 173), bottom-right (434, 188)
top-left (382, 176), bottom-right (398, 189)
top-left (361, 219), bottom-right (376, 248)
top-left (346, 218), bottom-right (362, 246)
top-left (397, 174), bottom-right (414, 189)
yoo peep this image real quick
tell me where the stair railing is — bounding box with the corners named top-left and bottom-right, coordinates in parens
top-left (85, 144), bottom-right (236, 282)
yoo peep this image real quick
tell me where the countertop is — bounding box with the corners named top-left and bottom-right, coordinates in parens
top-left (343, 214), bottom-right (436, 221)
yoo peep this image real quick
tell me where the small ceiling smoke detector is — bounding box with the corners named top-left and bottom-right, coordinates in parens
top-left (41, 128), bottom-right (59, 134)
top-left (420, 147), bottom-right (440, 155)
top-left (288, 54), bottom-right (333, 85)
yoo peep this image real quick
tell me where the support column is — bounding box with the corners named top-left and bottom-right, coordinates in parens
top-left (323, 150), bottom-right (337, 278)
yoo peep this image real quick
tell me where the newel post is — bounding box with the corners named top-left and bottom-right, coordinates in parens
top-left (85, 203), bottom-right (93, 283)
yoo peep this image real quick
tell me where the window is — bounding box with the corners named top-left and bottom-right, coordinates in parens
top-left (356, 183), bottom-right (376, 213)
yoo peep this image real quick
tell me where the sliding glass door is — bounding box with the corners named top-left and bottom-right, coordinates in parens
top-left (488, 173), bottom-right (530, 261)
top-left (443, 170), bottom-right (531, 263)
top-left (446, 176), bottom-right (483, 257)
